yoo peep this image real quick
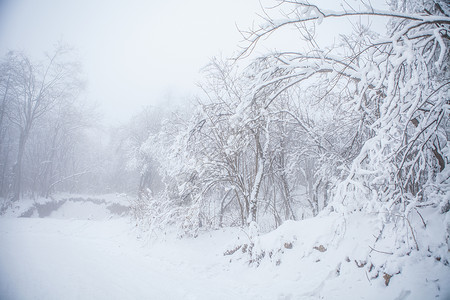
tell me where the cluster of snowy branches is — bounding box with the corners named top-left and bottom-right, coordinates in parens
top-left (129, 0), bottom-right (449, 251)
top-left (0, 46), bottom-right (96, 205)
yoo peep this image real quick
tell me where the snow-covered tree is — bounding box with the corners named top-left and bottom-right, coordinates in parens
top-left (239, 0), bottom-right (449, 217)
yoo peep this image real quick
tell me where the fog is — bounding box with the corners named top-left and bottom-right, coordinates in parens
top-left (0, 0), bottom-right (261, 125)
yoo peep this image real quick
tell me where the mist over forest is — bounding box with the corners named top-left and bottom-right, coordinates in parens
top-left (0, 0), bottom-right (449, 299)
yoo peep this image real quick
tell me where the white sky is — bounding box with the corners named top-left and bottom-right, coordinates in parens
top-left (0, 0), bottom-right (387, 125)
top-left (0, 0), bottom-right (262, 124)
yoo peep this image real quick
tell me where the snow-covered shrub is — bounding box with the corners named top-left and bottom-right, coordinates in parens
top-left (131, 188), bottom-right (204, 239)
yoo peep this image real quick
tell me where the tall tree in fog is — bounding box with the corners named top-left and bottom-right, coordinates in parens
top-left (0, 56), bottom-right (17, 196)
top-left (1, 47), bottom-right (81, 201)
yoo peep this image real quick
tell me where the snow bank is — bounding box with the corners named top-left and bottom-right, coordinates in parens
top-left (1, 193), bottom-right (131, 220)
top-left (226, 210), bottom-right (450, 299)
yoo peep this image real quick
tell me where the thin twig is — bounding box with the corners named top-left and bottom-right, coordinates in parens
top-left (414, 207), bottom-right (426, 228)
top-left (368, 245), bottom-right (394, 255)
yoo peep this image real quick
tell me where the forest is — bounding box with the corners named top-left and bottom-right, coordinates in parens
top-left (0, 0), bottom-right (449, 299)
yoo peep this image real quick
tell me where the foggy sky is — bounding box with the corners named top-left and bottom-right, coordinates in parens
top-left (0, 0), bottom-right (261, 125)
top-left (0, 0), bottom-right (387, 125)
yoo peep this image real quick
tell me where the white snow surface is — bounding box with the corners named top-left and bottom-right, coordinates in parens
top-left (1, 195), bottom-right (449, 299)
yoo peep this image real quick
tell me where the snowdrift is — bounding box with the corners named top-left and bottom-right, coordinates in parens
top-left (225, 210), bottom-right (450, 299)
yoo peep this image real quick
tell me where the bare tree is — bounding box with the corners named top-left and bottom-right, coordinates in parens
top-left (4, 47), bottom-right (82, 201)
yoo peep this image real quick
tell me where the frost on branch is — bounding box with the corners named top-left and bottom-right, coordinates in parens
top-left (227, 0), bottom-right (450, 265)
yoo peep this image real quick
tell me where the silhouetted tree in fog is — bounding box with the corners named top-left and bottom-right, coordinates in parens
top-left (0, 46), bottom-right (83, 202)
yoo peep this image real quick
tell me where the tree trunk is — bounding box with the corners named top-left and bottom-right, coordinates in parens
top-left (11, 129), bottom-right (29, 201)
top-left (249, 133), bottom-right (264, 224)
top-left (0, 138), bottom-right (11, 197)
top-left (281, 172), bottom-right (296, 220)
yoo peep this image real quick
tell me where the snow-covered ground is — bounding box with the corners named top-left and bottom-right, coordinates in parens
top-left (1, 195), bottom-right (449, 299)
